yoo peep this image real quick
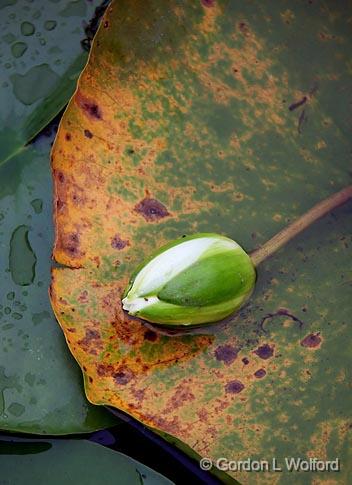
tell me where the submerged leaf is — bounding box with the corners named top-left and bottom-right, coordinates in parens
top-left (51, 1), bottom-right (352, 482)
top-left (0, 437), bottom-right (173, 485)
top-left (0, 132), bottom-right (118, 434)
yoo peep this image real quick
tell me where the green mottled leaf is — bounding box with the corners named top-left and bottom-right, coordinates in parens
top-left (0, 132), bottom-right (118, 433)
top-left (50, 0), bottom-right (352, 482)
top-left (0, 436), bottom-right (173, 484)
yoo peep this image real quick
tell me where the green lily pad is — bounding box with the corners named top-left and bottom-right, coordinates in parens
top-left (0, 0), bottom-right (103, 166)
top-left (50, 0), bottom-right (352, 481)
top-left (0, 436), bottom-right (173, 484)
top-left (0, 132), bottom-right (118, 433)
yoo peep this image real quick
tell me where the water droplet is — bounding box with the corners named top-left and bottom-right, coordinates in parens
top-left (44, 20), bottom-right (57, 31)
top-left (12, 312), bottom-right (22, 320)
top-left (4, 307), bottom-right (11, 315)
top-left (25, 373), bottom-right (35, 386)
top-left (37, 281), bottom-right (43, 287)
top-left (39, 38), bottom-right (46, 46)
top-left (30, 198), bottom-right (43, 214)
top-left (5, 63), bottom-right (12, 69)
top-left (22, 291), bottom-right (28, 296)
top-left (48, 46), bottom-right (62, 54)
top-left (21, 21), bottom-right (35, 36)
top-left (6, 292), bottom-right (15, 300)
top-left (10, 64), bottom-right (60, 105)
top-left (9, 225), bottom-right (37, 285)
top-left (32, 310), bottom-right (50, 325)
top-left (8, 402), bottom-right (25, 417)
top-left (32, 10), bottom-right (41, 19)
top-left (2, 33), bottom-right (16, 44)
top-left (11, 41), bottom-right (27, 58)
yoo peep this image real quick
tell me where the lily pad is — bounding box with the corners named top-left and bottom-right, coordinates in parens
top-left (0, 0), bottom-right (104, 165)
top-left (0, 436), bottom-right (173, 484)
top-left (0, 132), bottom-right (117, 433)
top-left (50, 0), bottom-right (352, 482)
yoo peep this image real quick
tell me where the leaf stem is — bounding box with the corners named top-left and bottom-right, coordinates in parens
top-left (250, 185), bottom-right (352, 266)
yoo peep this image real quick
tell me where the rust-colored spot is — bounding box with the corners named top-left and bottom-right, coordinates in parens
top-left (65, 133), bottom-right (71, 141)
top-left (58, 231), bottom-right (84, 258)
top-left (238, 22), bottom-right (249, 36)
top-left (114, 367), bottom-right (134, 385)
top-left (78, 329), bottom-right (100, 351)
top-left (76, 90), bottom-right (102, 120)
top-left (254, 368), bottom-right (266, 378)
top-left (225, 380), bottom-right (244, 394)
top-left (242, 357), bottom-right (249, 365)
top-left (215, 344), bottom-right (238, 365)
top-left (254, 344), bottom-right (274, 360)
top-left (111, 234), bottom-right (129, 250)
top-left (144, 330), bottom-right (157, 342)
top-left (103, 20), bottom-right (109, 28)
top-left (96, 363), bottom-right (115, 376)
top-left (201, 0), bottom-right (215, 7)
top-left (84, 129), bottom-right (93, 138)
top-left (57, 171), bottom-right (65, 183)
top-left (88, 376), bottom-right (93, 383)
top-left (78, 290), bottom-right (89, 303)
top-left (134, 198), bottom-right (169, 222)
top-left (301, 332), bottom-right (322, 348)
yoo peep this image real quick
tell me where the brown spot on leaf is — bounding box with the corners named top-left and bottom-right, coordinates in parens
top-left (75, 90), bottom-right (102, 120)
top-left (84, 129), bottom-right (93, 138)
top-left (134, 198), bottom-right (169, 222)
top-left (238, 22), bottom-right (250, 36)
top-left (254, 344), bottom-right (274, 360)
top-left (215, 344), bottom-right (238, 365)
top-left (201, 0), bottom-right (215, 7)
top-left (57, 231), bottom-right (84, 258)
top-left (111, 234), bottom-right (129, 250)
top-left (225, 380), bottom-right (244, 394)
top-left (301, 332), bottom-right (322, 348)
top-left (78, 329), bottom-right (100, 352)
top-left (57, 171), bottom-right (65, 183)
top-left (144, 330), bottom-right (157, 342)
top-left (78, 290), bottom-right (89, 303)
top-left (254, 368), bottom-right (266, 378)
top-left (114, 367), bottom-right (134, 385)
top-left (96, 363), bottom-right (115, 376)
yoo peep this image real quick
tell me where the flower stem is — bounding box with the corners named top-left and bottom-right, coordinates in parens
top-left (250, 185), bottom-right (352, 266)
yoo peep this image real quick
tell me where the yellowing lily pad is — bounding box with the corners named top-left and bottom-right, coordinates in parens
top-left (50, 1), bottom-right (352, 482)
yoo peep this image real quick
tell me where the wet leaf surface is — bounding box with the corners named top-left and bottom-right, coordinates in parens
top-left (0, 436), bottom-right (173, 484)
top-left (51, 1), bottom-right (352, 482)
top-left (0, 0), bottom-right (104, 165)
top-left (0, 132), bottom-right (118, 434)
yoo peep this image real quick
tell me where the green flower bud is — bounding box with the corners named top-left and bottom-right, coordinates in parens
top-left (122, 233), bottom-right (256, 326)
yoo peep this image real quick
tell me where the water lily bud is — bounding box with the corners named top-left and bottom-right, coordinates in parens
top-left (122, 233), bottom-right (256, 326)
